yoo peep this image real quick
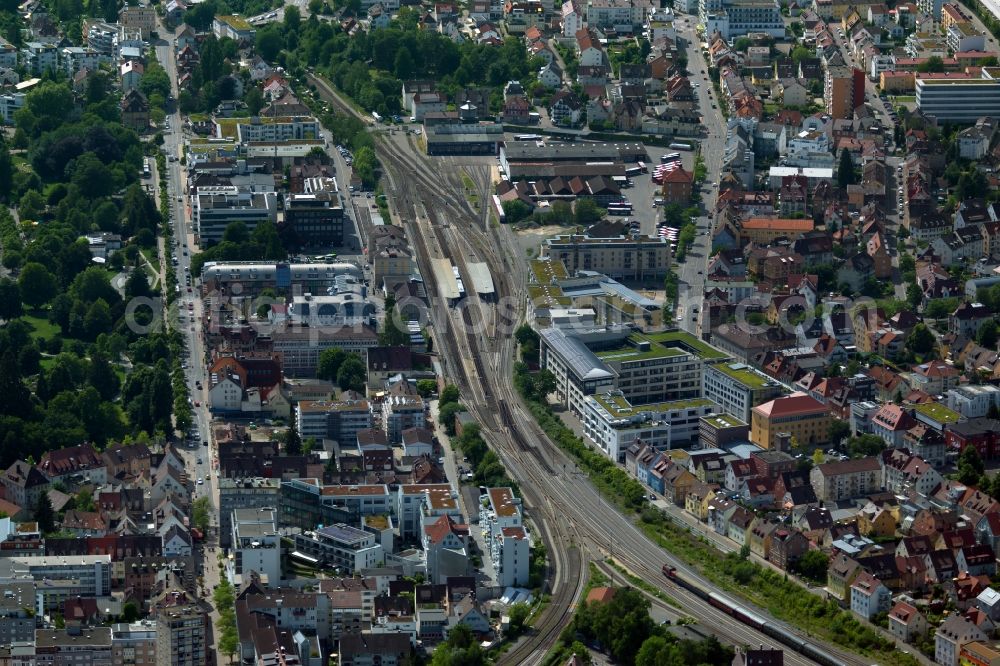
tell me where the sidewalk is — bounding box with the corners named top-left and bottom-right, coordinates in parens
top-left (428, 398), bottom-right (499, 585)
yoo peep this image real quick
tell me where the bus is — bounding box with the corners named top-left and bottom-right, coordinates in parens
top-left (142, 159), bottom-right (150, 178)
top-left (661, 152), bottom-right (681, 164)
top-left (625, 165), bottom-right (644, 177)
top-left (514, 134), bottom-right (543, 141)
top-left (607, 203), bottom-right (633, 216)
top-left (669, 142), bottom-right (693, 151)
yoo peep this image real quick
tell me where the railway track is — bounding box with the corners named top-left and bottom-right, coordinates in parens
top-left (306, 73), bottom-right (869, 665)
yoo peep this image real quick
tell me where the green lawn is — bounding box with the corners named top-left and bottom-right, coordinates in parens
top-left (21, 315), bottom-right (59, 341)
top-left (141, 247), bottom-right (161, 275)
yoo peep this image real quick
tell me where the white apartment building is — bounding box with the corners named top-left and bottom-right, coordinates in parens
top-left (86, 22), bottom-right (118, 55)
top-left (581, 392), bottom-right (715, 461)
top-left (0, 555), bottom-right (111, 612)
top-left (382, 394), bottom-right (426, 444)
top-left (0, 38), bottom-right (17, 68)
top-left (701, 0), bottom-right (784, 38)
top-left (869, 54), bottom-right (895, 81)
top-left (480, 488), bottom-right (530, 587)
top-left (702, 361), bottom-right (785, 423)
top-left (288, 293), bottom-right (375, 328)
top-left (562, 0), bottom-right (584, 36)
top-left (61, 47), bottom-right (103, 75)
top-left (396, 484), bottom-right (461, 540)
top-left (785, 130), bottom-right (835, 169)
top-left (945, 385), bottom-right (1000, 419)
top-left (218, 477), bottom-right (281, 549)
top-left (315, 484), bottom-right (394, 519)
top-left (235, 117), bottom-right (321, 144)
top-left (947, 22), bottom-right (985, 52)
top-left (850, 572), bottom-right (891, 620)
top-left (296, 399), bottom-right (373, 444)
top-left (21, 42), bottom-right (58, 74)
top-left (229, 508), bottom-right (281, 586)
top-left (193, 186), bottom-right (277, 245)
top-left (294, 524), bottom-right (384, 573)
top-left (586, 0), bottom-right (645, 29)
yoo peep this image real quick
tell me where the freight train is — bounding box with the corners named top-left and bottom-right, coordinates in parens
top-left (662, 565), bottom-right (847, 666)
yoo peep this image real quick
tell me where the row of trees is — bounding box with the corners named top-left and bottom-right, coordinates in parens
top-left (569, 587), bottom-right (733, 666)
top-left (502, 198), bottom-right (606, 227)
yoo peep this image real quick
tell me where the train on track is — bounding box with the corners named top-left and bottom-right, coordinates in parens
top-left (662, 565), bottom-right (847, 666)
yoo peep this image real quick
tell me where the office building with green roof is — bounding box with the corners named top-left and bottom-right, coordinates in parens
top-left (581, 391), bottom-right (717, 461)
top-left (539, 325), bottom-right (730, 416)
top-left (703, 361), bottom-right (787, 422)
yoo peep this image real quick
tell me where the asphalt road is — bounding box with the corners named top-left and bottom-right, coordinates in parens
top-left (674, 16), bottom-right (726, 337)
top-left (154, 26), bottom-right (220, 596)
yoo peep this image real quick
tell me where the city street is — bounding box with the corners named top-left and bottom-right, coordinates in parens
top-left (154, 22), bottom-right (221, 624)
top-left (673, 15), bottom-right (727, 337)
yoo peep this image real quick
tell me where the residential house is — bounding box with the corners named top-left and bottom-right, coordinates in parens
top-left (936, 615), bottom-right (987, 666)
top-left (889, 601), bottom-right (928, 643)
top-left (850, 571), bottom-right (891, 620)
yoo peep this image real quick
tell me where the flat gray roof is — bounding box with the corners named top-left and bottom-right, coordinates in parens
top-left (539, 327), bottom-right (614, 381)
top-left (466, 262), bottom-right (495, 295)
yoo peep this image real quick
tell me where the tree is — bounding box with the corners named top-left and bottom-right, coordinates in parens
top-left (573, 198), bottom-right (604, 225)
top-left (18, 263), bottom-right (58, 308)
top-left (283, 5), bottom-right (301, 32)
top-left (121, 602), bottom-right (140, 623)
top-left (245, 85), bottom-right (265, 116)
top-left (285, 422), bottom-right (302, 456)
top-left (0, 139), bottom-right (13, 199)
top-left (507, 602), bottom-right (531, 637)
top-left (416, 379), bottom-right (437, 397)
top-left (958, 444), bottom-right (985, 486)
top-left (794, 550), bottom-right (829, 583)
top-left (917, 56), bottom-right (945, 72)
top-left (812, 448), bottom-right (825, 466)
top-left (71, 152), bottom-right (115, 199)
top-left (906, 282), bottom-right (923, 311)
top-left (439, 402), bottom-right (465, 436)
top-left (89, 351), bottom-right (120, 401)
top-left (192, 496), bottom-right (211, 531)
top-left (124, 270), bottom-right (152, 300)
top-left (317, 347), bottom-right (348, 382)
top-left (440, 384), bottom-right (460, 406)
top-left (380, 294), bottom-right (411, 347)
top-left (848, 434), bottom-right (886, 458)
top-left (336, 354), bottom-right (367, 392)
top-left (829, 420), bottom-right (851, 446)
top-left (35, 491), bottom-right (55, 534)
top-left (977, 320), bottom-right (999, 349)
top-left (502, 199), bottom-right (531, 224)
top-left (906, 323), bottom-right (936, 356)
top-left (0, 278), bottom-right (23, 320)
top-left (353, 146), bottom-right (378, 187)
top-left (837, 148), bottom-right (856, 188)
top-left (83, 299), bottom-right (112, 340)
top-left (256, 28), bottom-right (283, 62)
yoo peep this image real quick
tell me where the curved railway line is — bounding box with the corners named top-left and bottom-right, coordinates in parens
top-left (307, 73), bottom-right (870, 666)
